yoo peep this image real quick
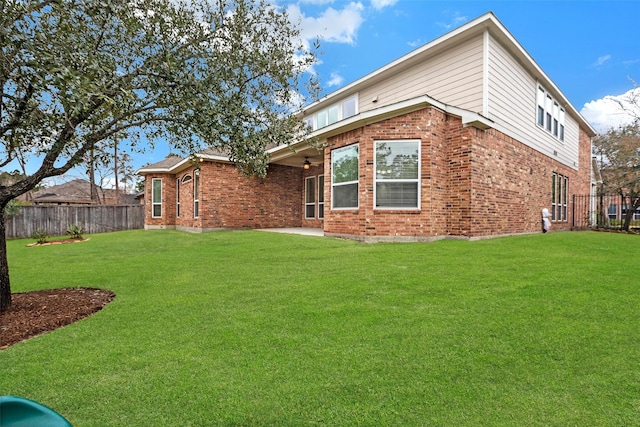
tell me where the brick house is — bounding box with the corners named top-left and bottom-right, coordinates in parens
top-left (138, 12), bottom-right (596, 242)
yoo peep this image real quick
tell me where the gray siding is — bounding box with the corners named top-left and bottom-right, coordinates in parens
top-left (487, 33), bottom-right (580, 169)
top-left (359, 35), bottom-right (485, 114)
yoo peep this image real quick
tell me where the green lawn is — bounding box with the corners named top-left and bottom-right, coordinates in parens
top-left (2, 230), bottom-right (639, 426)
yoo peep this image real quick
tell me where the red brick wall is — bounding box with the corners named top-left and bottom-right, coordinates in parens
top-left (324, 107), bottom-right (592, 241)
top-left (144, 173), bottom-right (177, 229)
top-left (145, 162), bottom-right (303, 230)
top-left (324, 109), bottom-right (438, 241)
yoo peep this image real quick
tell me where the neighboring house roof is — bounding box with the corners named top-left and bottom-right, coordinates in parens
top-left (29, 179), bottom-right (116, 205)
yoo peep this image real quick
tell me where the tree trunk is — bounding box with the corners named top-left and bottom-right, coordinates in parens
top-left (0, 213), bottom-right (11, 312)
top-left (622, 196), bottom-right (640, 231)
top-left (89, 148), bottom-right (98, 203)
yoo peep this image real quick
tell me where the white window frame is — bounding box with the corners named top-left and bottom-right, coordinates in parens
top-left (303, 94), bottom-right (358, 131)
top-left (151, 178), bottom-right (162, 218)
top-left (305, 176), bottom-right (316, 219)
top-left (318, 175), bottom-right (324, 220)
top-left (374, 139), bottom-right (421, 210)
top-left (193, 169), bottom-right (200, 219)
top-left (176, 178), bottom-right (180, 218)
top-left (331, 143), bottom-right (359, 210)
top-left (537, 85), bottom-right (565, 142)
top-left (552, 172), bottom-right (568, 222)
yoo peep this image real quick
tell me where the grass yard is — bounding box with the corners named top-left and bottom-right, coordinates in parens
top-left (1, 230), bottom-right (639, 426)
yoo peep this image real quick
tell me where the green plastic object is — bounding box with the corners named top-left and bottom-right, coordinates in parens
top-left (0, 396), bottom-right (72, 427)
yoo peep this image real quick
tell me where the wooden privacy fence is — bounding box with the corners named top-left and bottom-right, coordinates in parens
top-left (5, 205), bottom-right (145, 239)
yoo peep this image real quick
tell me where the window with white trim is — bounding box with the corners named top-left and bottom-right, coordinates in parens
top-left (374, 140), bottom-right (420, 209)
top-left (305, 176), bottom-right (316, 219)
top-left (331, 144), bottom-right (359, 209)
top-left (304, 95), bottom-right (358, 131)
top-left (152, 178), bottom-right (162, 218)
top-left (193, 169), bottom-right (200, 218)
top-left (176, 178), bottom-right (180, 218)
top-left (551, 172), bottom-right (568, 222)
top-left (537, 85), bottom-right (565, 142)
top-left (318, 175), bottom-right (324, 220)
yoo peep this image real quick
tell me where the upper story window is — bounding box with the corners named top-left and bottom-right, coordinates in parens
top-left (374, 140), bottom-right (420, 209)
top-left (537, 85), bottom-right (565, 142)
top-left (304, 95), bottom-right (358, 131)
top-left (331, 143), bottom-right (359, 209)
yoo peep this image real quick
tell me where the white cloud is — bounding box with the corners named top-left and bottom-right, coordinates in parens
top-left (370, 0), bottom-right (398, 10)
top-left (289, 2), bottom-right (365, 46)
top-left (407, 38), bottom-right (427, 48)
top-left (593, 54), bottom-right (612, 67)
top-left (436, 12), bottom-right (468, 30)
top-left (580, 87), bottom-right (640, 133)
top-left (326, 72), bottom-right (344, 87)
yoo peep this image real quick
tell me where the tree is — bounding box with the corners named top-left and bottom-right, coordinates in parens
top-left (593, 123), bottom-right (640, 231)
top-left (0, 0), bottom-right (319, 312)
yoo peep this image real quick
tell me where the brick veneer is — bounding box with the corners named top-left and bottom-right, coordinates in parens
top-left (323, 107), bottom-right (592, 241)
top-left (145, 162), bottom-right (304, 231)
top-left (145, 107), bottom-right (592, 240)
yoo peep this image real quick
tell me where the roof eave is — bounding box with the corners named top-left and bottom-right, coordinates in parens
top-left (273, 95), bottom-right (495, 159)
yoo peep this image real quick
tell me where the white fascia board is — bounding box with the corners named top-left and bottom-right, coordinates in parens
top-left (197, 153), bottom-right (230, 162)
top-left (136, 153), bottom-right (231, 175)
top-left (300, 11), bottom-right (595, 136)
top-left (485, 14), bottom-right (597, 136)
top-left (301, 12), bottom-right (496, 115)
top-left (271, 95), bottom-right (495, 160)
top-left (136, 158), bottom-right (192, 175)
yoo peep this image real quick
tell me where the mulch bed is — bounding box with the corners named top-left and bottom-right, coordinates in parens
top-left (0, 288), bottom-right (115, 349)
top-left (26, 238), bottom-right (90, 247)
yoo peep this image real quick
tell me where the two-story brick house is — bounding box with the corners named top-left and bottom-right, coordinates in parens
top-left (138, 12), bottom-right (596, 242)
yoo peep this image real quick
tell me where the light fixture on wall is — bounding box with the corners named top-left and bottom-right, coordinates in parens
top-left (303, 157), bottom-right (311, 170)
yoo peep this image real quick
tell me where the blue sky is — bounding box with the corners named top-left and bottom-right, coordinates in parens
top-left (140, 0), bottom-right (639, 171)
top-left (290, 0), bottom-right (639, 126)
top-left (16, 0), bottom-right (640, 186)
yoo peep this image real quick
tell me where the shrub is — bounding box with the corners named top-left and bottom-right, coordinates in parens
top-left (66, 224), bottom-right (84, 239)
top-left (32, 229), bottom-right (48, 244)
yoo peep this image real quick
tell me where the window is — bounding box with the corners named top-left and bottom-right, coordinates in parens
top-left (303, 117), bottom-right (314, 131)
top-left (176, 178), bottom-right (180, 218)
top-left (331, 144), bottom-right (359, 209)
top-left (152, 178), bottom-right (162, 218)
top-left (342, 97), bottom-right (357, 118)
top-left (317, 110), bottom-right (328, 128)
top-left (318, 175), bottom-right (324, 220)
top-left (537, 87), bottom-right (545, 126)
top-left (537, 85), bottom-right (565, 142)
top-left (305, 176), bottom-right (316, 219)
top-left (553, 102), bottom-right (559, 137)
top-left (551, 172), bottom-right (568, 222)
top-left (545, 95), bottom-right (552, 132)
top-left (304, 95), bottom-right (358, 131)
top-left (193, 169), bottom-right (200, 218)
top-left (375, 140), bottom-right (420, 209)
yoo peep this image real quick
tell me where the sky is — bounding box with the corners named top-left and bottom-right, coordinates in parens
top-left (12, 0), bottom-right (640, 187)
